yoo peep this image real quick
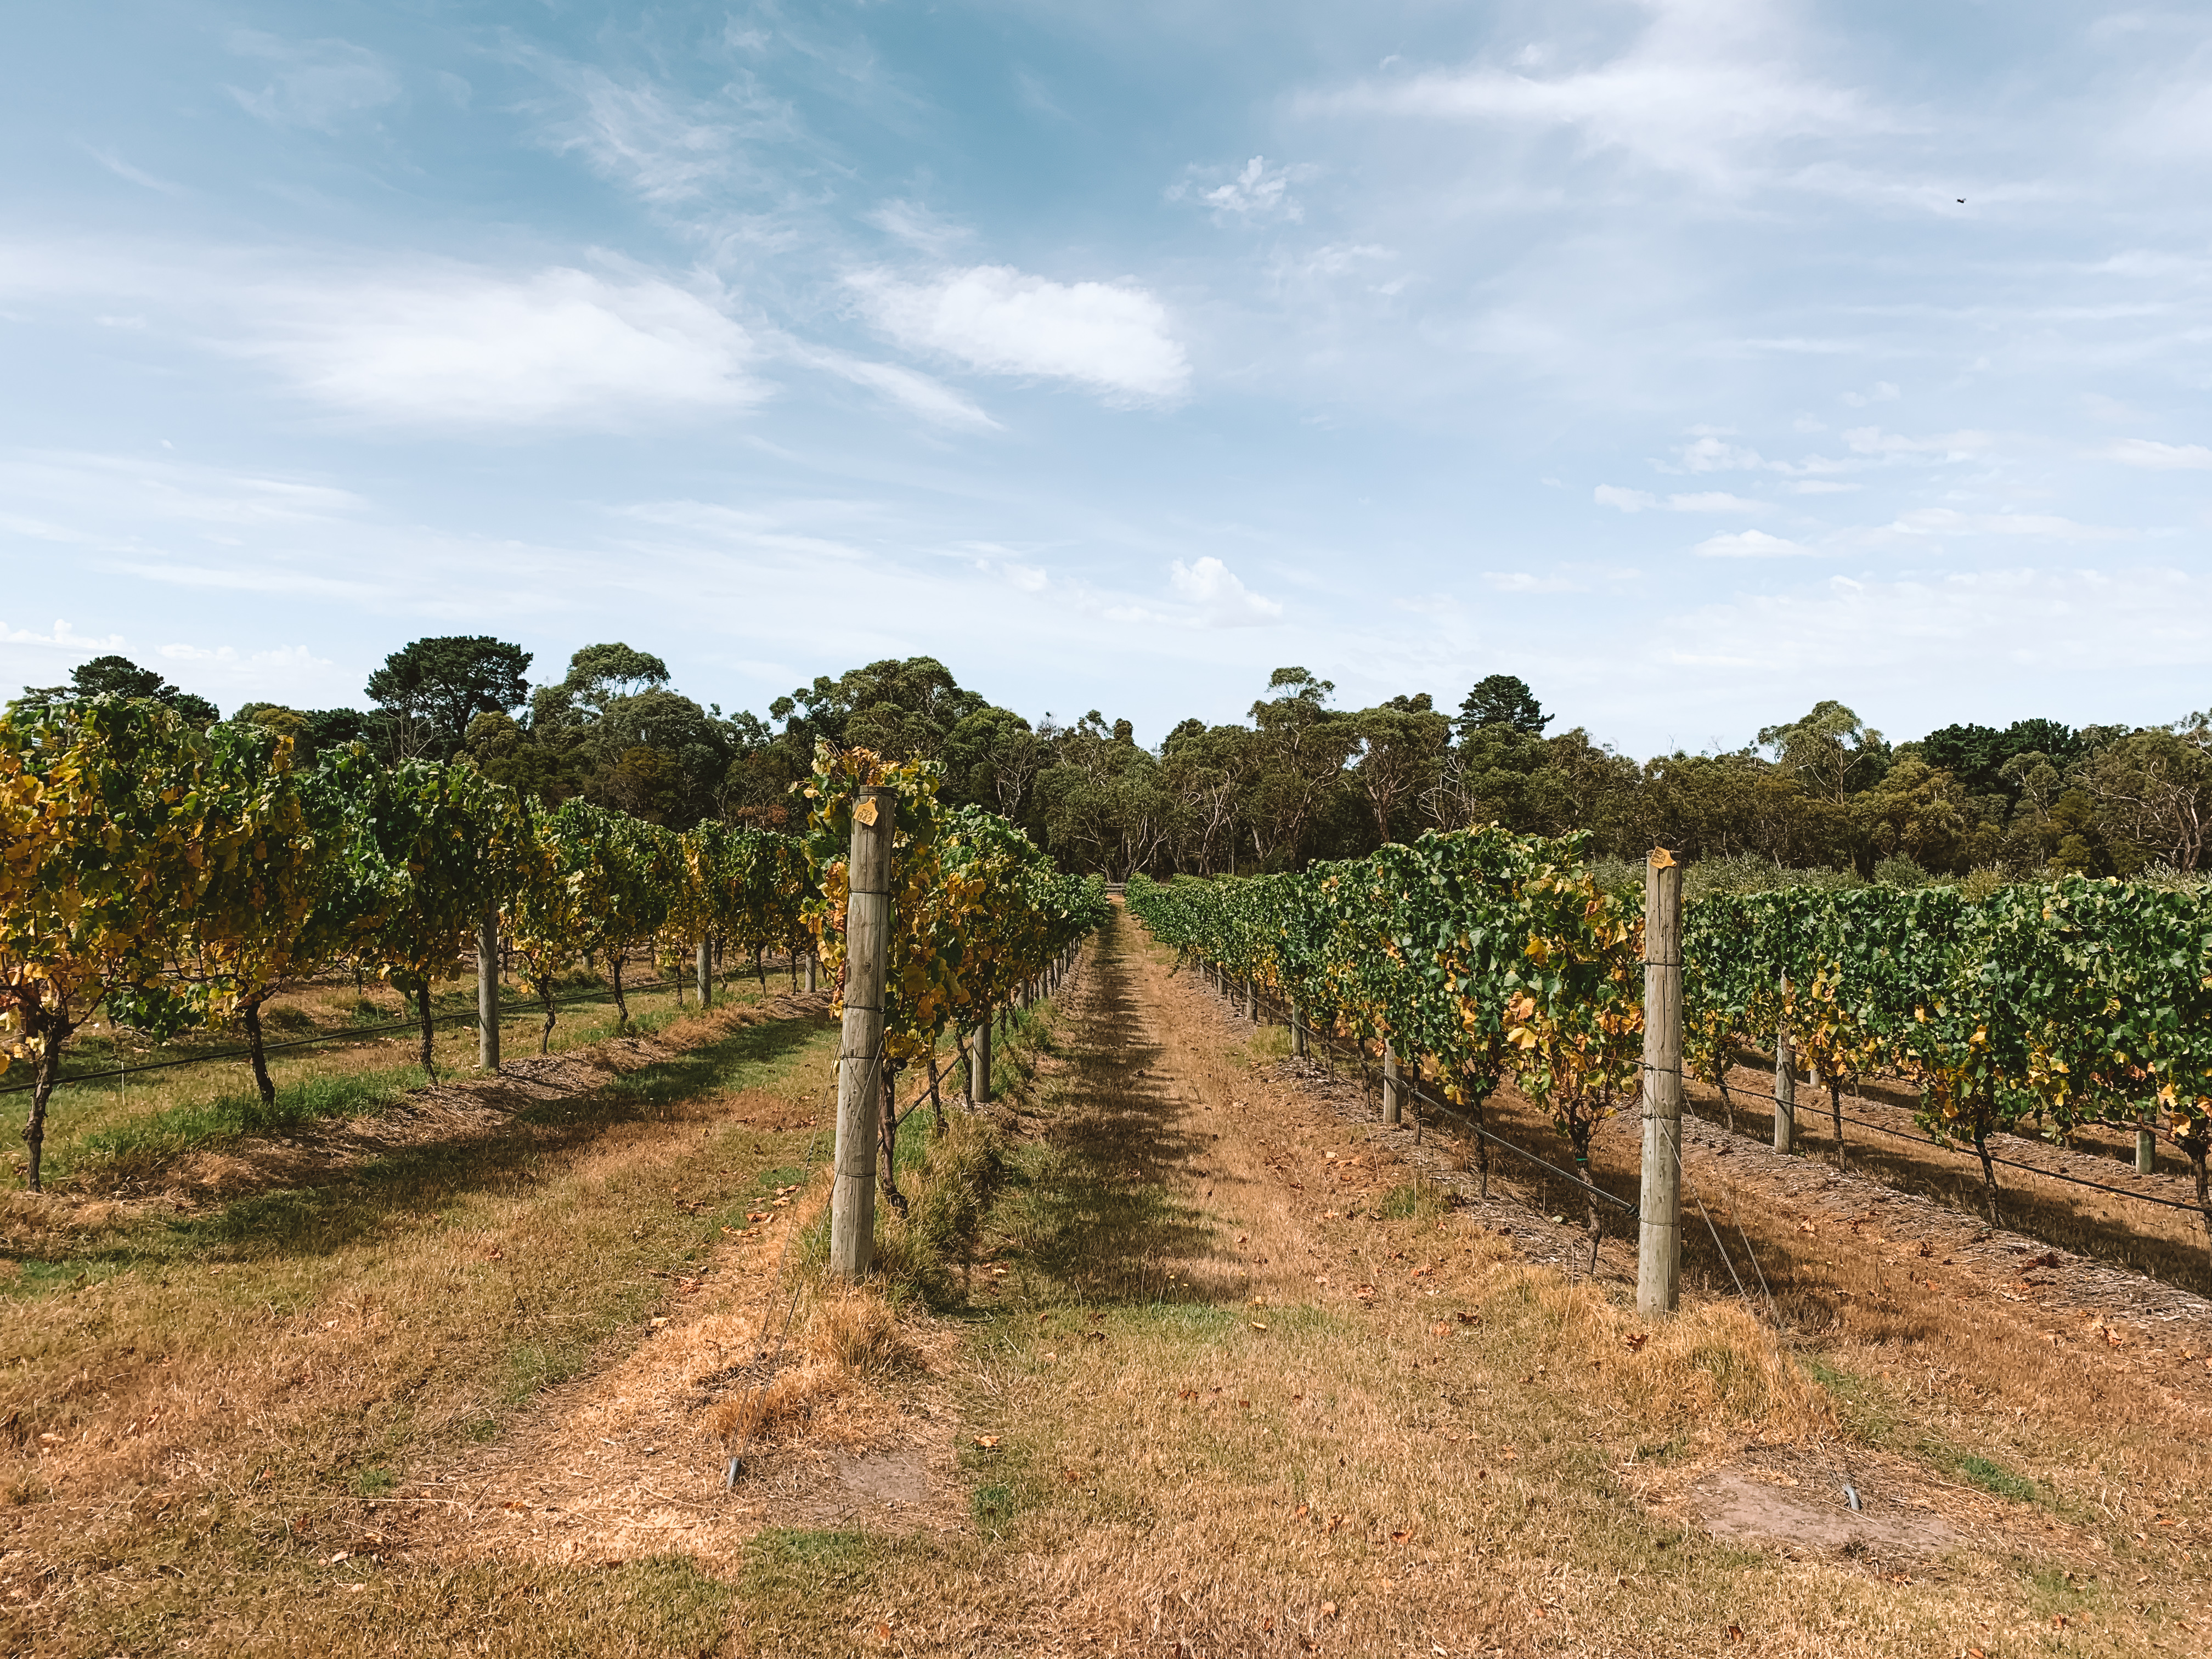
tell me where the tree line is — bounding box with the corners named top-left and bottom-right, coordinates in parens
top-left (22, 642), bottom-right (2210, 882)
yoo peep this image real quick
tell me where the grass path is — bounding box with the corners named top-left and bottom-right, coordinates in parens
top-left (729, 904), bottom-right (2208, 1656)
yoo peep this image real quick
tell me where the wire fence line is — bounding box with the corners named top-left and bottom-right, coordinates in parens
top-left (1, 958), bottom-right (821, 1099)
top-left (1216, 966), bottom-right (2193, 1227)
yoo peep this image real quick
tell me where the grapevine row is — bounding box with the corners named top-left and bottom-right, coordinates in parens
top-left (0, 699), bottom-right (1103, 1190)
top-left (1129, 833), bottom-right (2212, 1255)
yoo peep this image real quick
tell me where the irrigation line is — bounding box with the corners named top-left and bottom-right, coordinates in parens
top-left (0, 968), bottom-right (802, 1099)
top-left (1233, 975), bottom-right (1640, 1221)
top-left (1711, 1077), bottom-right (2203, 1215)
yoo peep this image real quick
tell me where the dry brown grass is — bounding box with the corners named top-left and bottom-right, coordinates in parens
top-left (0, 989), bottom-right (844, 1654)
top-left (718, 907), bottom-right (2207, 1658)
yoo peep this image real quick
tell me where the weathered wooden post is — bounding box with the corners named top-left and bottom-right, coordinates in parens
top-left (1638, 849), bottom-right (1684, 1318)
top-left (477, 910), bottom-right (501, 1074)
top-left (806, 952), bottom-right (819, 992)
top-left (969, 1011), bottom-right (993, 1104)
top-left (1290, 1001), bottom-right (1308, 1059)
top-left (830, 786), bottom-right (894, 1279)
top-left (1382, 1043), bottom-right (1401, 1125)
top-left (2138, 1115), bottom-right (2156, 1176)
top-left (1773, 986), bottom-right (1796, 1155)
top-left (696, 938), bottom-right (713, 1009)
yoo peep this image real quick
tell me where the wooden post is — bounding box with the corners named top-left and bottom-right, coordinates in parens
top-left (1773, 989), bottom-right (1796, 1155)
top-left (831, 786), bottom-right (894, 1279)
top-left (1382, 1043), bottom-right (1401, 1125)
top-left (806, 952), bottom-right (819, 992)
top-left (1637, 849), bottom-right (1684, 1319)
top-left (2138, 1117), bottom-right (2156, 1177)
top-left (1290, 1001), bottom-right (1308, 1059)
top-left (696, 939), bottom-right (713, 1009)
top-left (476, 910), bottom-right (501, 1074)
top-left (969, 1010), bottom-right (993, 1104)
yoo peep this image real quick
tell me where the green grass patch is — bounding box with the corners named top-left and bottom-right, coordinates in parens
top-left (1945, 1449), bottom-right (2039, 1503)
top-left (66, 1070), bottom-right (412, 1180)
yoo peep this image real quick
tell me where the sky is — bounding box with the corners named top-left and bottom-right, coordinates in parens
top-left (5, 1), bottom-right (2212, 756)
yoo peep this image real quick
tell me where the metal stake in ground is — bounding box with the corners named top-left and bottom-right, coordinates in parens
top-left (1637, 848), bottom-right (1683, 1318)
top-left (476, 908), bottom-right (501, 1074)
top-left (830, 785), bottom-right (895, 1279)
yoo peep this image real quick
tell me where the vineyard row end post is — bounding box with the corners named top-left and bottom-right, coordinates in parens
top-left (1383, 1043), bottom-right (1401, 1125)
top-left (830, 785), bottom-right (895, 1280)
top-left (1637, 849), bottom-right (1684, 1319)
top-left (476, 909), bottom-right (500, 1074)
top-left (969, 1012), bottom-right (993, 1105)
top-left (1773, 986), bottom-right (1796, 1155)
top-left (696, 939), bottom-right (713, 1009)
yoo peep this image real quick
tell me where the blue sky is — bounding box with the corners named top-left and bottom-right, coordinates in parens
top-left (6, 1), bottom-right (2211, 754)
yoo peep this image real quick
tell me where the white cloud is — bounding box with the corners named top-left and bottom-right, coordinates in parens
top-left (1693, 529), bottom-right (1814, 558)
top-left (1678, 435), bottom-right (1763, 472)
top-left (1841, 426), bottom-right (1993, 460)
top-left (1839, 380), bottom-right (1900, 407)
top-left (225, 30), bottom-right (401, 132)
top-left (1668, 490), bottom-right (1760, 511)
top-left (1171, 156), bottom-right (1310, 224)
top-left (2101, 437), bottom-right (2212, 470)
top-left (1169, 556), bottom-right (1283, 626)
top-left (1883, 507), bottom-right (2130, 541)
top-left (1595, 485), bottom-right (1758, 512)
top-left (250, 267), bottom-right (763, 425)
top-left (0, 617), bottom-right (127, 652)
top-left (1788, 479), bottom-right (1860, 494)
top-left (1485, 571), bottom-right (1588, 593)
top-left (847, 265), bottom-right (1190, 403)
top-left (1314, 2), bottom-right (1891, 185)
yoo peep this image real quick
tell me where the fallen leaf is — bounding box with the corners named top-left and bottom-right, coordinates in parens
top-left (1623, 1332), bottom-right (1649, 1352)
top-left (1391, 1529), bottom-right (1412, 1541)
top-left (1455, 1311), bottom-right (1480, 1325)
top-left (877, 1622), bottom-right (893, 1640)
top-left (973, 1435), bottom-right (1001, 1448)
top-left (1250, 1321), bottom-right (1269, 1331)
top-left (1294, 1503), bottom-right (1310, 1518)
top-left (1319, 1601), bottom-right (1338, 1618)
top-left (1726, 1624), bottom-right (1743, 1643)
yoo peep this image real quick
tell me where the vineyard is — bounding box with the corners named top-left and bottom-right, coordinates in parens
top-left (3, 702), bottom-right (2209, 1655)
top-left (0, 698), bottom-right (1105, 1192)
top-left (1126, 833), bottom-right (2212, 1263)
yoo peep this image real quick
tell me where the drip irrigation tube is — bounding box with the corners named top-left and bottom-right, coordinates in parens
top-left (0, 969), bottom-right (816, 1098)
top-left (1236, 977), bottom-right (1639, 1221)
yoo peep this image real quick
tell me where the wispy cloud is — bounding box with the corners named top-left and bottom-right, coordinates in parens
top-left (1882, 507), bottom-right (2130, 541)
top-left (2100, 437), bottom-right (2212, 470)
top-left (247, 267), bottom-right (763, 425)
top-left (847, 265), bottom-right (1190, 403)
top-left (785, 340), bottom-right (1000, 431)
top-left (535, 66), bottom-right (743, 204)
top-left (1170, 156), bottom-right (1311, 224)
top-left (1596, 485), bottom-right (1760, 512)
top-left (225, 30), bottom-right (401, 132)
top-left (1312, 0), bottom-right (1893, 185)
